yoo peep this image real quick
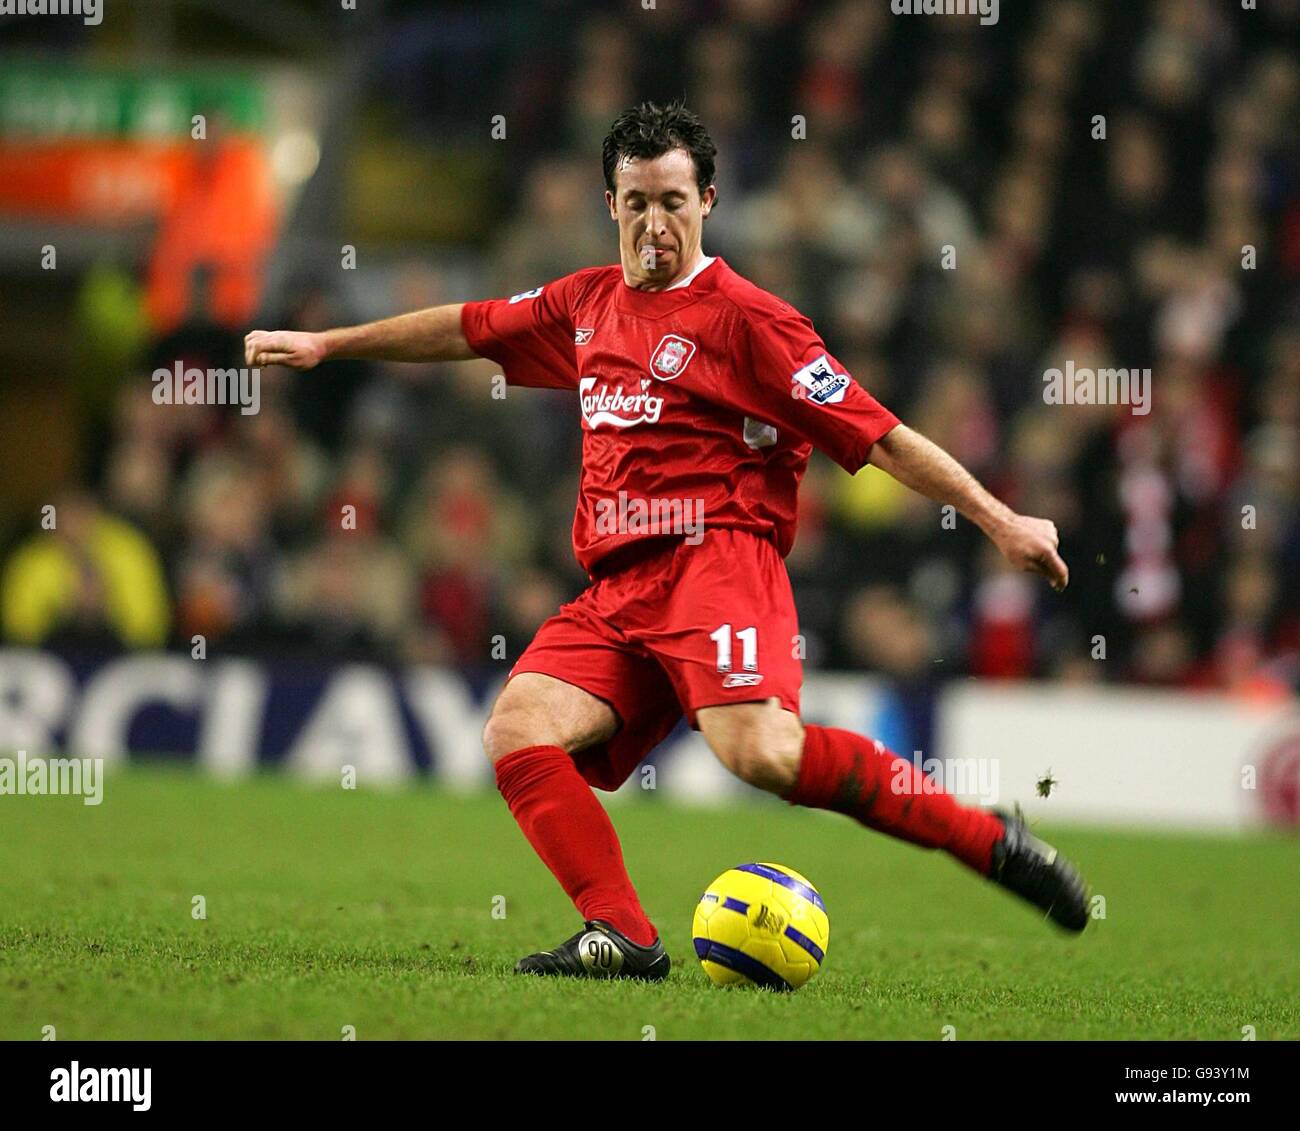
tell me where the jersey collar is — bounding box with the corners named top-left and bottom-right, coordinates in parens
top-left (664, 254), bottom-right (717, 291)
top-left (615, 255), bottom-right (725, 316)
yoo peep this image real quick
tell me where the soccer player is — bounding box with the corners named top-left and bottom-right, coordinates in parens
top-left (246, 101), bottom-right (1089, 983)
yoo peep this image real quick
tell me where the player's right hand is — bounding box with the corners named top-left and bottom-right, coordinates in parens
top-left (243, 329), bottom-right (326, 370)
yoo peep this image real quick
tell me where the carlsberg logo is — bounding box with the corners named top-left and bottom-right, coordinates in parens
top-left (579, 377), bottom-right (664, 428)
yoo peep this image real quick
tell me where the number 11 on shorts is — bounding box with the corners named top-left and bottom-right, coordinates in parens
top-left (710, 624), bottom-right (758, 673)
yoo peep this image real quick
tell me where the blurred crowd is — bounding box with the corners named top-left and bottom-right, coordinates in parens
top-left (2, 0), bottom-right (1298, 700)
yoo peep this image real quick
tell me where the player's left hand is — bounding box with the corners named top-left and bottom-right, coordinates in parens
top-left (993, 514), bottom-right (1069, 591)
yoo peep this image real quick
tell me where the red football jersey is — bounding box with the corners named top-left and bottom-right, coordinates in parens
top-left (460, 257), bottom-right (900, 572)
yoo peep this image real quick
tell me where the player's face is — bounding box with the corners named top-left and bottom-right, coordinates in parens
top-left (606, 148), bottom-right (715, 291)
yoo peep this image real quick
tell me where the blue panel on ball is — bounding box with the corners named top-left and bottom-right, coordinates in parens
top-left (693, 937), bottom-right (794, 992)
top-left (733, 863), bottom-right (826, 913)
top-left (783, 924), bottom-right (824, 965)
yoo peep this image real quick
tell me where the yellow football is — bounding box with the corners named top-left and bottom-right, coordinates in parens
top-left (692, 862), bottom-right (829, 991)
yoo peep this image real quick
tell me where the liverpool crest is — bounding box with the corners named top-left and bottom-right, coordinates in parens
top-left (650, 334), bottom-right (697, 381)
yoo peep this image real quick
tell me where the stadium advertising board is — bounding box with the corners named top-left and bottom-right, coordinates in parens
top-left (0, 649), bottom-right (1291, 830)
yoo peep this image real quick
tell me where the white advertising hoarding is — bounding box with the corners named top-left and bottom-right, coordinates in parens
top-left (936, 684), bottom-right (1299, 832)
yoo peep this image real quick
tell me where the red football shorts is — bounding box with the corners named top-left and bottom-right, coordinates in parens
top-left (508, 529), bottom-right (803, 791)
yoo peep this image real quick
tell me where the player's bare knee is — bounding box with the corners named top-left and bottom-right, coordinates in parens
top-left (482, 703), bottom-right (542, 764)
top-left (701, 705), bottom-right (803, 793)
top-left (482, 692), bottom-right (562, 762)
top-left (729, 739), bottom-right (801, 792)
top-left (482, 673), bottom-right (619, 763)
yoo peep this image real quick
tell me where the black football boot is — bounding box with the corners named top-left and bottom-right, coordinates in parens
top-left (988, 806), bottom-right (1090, 932)
top-left (514, 920), bottom-right (671, 981)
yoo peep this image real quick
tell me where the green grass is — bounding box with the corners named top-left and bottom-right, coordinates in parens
top-left (0, 764), bottom-right (1296, 1040)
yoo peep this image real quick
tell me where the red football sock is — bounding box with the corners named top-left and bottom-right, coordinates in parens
top-left (494, 744), bottom-right (657, 947)
top-left (785, 726), bottom-right (1004, 875)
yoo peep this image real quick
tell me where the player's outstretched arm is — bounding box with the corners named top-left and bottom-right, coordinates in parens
top-left (243, 303), bottom-right (478, 370)
top-left (868, 423), bottom-right (1069, 591)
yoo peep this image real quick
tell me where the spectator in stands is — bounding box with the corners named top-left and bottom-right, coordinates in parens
top-left (1, 489), bottom-right (170, 649)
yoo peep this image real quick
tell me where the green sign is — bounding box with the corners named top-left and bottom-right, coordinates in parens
top-left (0, 62), bottom-right (265, 139)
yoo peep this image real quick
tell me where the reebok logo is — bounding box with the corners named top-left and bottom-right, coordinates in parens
top-left (722, 673), bottom-right (764, 688)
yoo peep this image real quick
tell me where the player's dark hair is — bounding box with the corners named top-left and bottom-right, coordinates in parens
top-left (602, 100), bottom-right (717, 201)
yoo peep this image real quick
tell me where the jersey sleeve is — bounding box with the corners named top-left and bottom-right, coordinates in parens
top-left (734, 302), bottom-right (900, 473)
top-left (460, 274), bottom-right (582, 389)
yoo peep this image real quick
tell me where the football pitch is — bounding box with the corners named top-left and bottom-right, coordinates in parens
top-left (1, 765), bottom-right (1296, 1041)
